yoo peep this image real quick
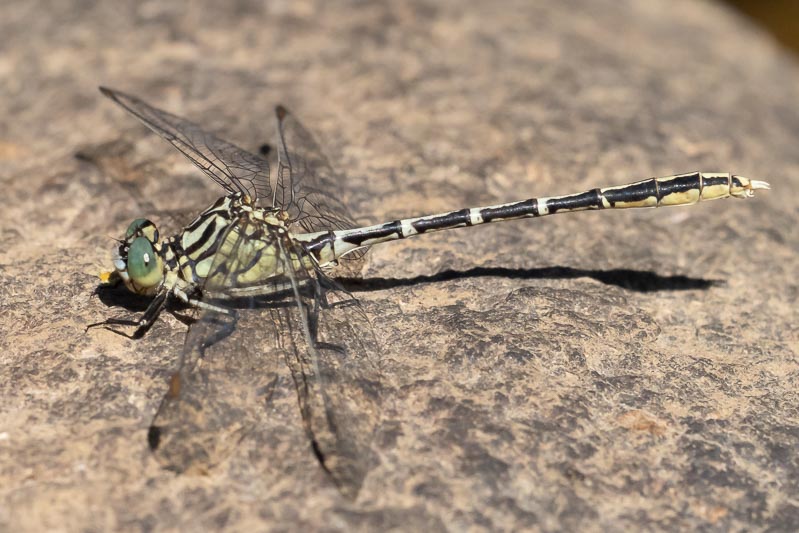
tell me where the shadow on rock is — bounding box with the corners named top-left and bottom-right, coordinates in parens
top-left (92, 264), bottom-right (719, 319)
top-left (339, 266), bottom-right (721, 293)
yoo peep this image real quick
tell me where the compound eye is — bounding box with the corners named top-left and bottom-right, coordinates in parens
top-left (127, 237), bottom-right (162, 289)
top-left (125, 218), bottom-right (159, 242)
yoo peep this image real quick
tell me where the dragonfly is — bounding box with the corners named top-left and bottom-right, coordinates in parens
top-left (93, 87), bottom-right (770, 497)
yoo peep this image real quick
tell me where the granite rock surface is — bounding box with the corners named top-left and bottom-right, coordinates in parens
top-left (1, 0), bottom-right (798, 530)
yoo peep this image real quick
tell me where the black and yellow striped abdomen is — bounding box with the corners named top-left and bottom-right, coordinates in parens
top-left (298, 172), bottom-right (769, 265)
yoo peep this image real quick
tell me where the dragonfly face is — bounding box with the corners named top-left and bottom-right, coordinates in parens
top-left (114, 218), bottom-right (166, 296)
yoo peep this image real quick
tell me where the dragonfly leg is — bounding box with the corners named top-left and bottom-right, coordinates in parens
top-left (172, 286), bottom-right (234, 315)
top-left (314, 273), bottom-right (359, 311)
top-left (86, 290), bottom-right (168, 339)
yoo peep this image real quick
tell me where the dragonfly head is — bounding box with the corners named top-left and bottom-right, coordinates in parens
top-left (113, 218), bottom-right (165, 296)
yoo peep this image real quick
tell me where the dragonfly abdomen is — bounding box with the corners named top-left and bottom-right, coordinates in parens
top-left (301, 172), bottom-right (768, 264)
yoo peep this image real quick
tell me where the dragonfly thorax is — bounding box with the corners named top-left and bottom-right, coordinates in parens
top-left (177, 195), bottom-right (306, 289)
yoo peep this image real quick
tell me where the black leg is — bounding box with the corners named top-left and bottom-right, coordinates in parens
top-left (86, 291), bottom-right (168, 339)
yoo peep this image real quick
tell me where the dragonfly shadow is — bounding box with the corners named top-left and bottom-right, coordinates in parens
top-left (339, 266), bottom-right (721, 294)
top-left (93, 282), bottom-right (155, 313)
top-left (93, 265), bottom-right (718, 317)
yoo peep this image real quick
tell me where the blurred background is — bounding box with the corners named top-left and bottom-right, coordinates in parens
top-left (727, 0), bottom-right (799, 55)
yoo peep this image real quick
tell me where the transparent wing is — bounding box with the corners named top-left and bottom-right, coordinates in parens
top-left (274, 105), bottom-right (361, 233)
top-left (100, 87), bottom-right (272, 204)
top-left (276, 237), bottom-right (382, 497)
top-left (75, 139), bottom-right (198, 236)
top-left (148, 215), bottom-right (382, 495)
top-left (147, 216), bottom-right (281, 473)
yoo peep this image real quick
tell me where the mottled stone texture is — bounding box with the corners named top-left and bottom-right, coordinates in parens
top-left (1, 0), bottom-right (797, 530)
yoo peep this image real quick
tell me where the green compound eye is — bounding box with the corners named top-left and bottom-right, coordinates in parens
top-left (125, 218), bottom-right (159, 242)
top-left (127, 237), bottom-right (162, 289)
top-left (125, 218), bottom-right (149, 238)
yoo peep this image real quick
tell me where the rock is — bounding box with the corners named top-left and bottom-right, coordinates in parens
top-left (1, 0), bottom-right (797, 530)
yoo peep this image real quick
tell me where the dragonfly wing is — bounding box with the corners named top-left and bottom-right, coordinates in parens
top-left (277, 238), bottom-right (382, 497)
top-left (274, 105), bottom-right (361, 234)
top-left (100, 87), bottom-right (272, 204)
top-left (148, 216), bottom-right (281, 473)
